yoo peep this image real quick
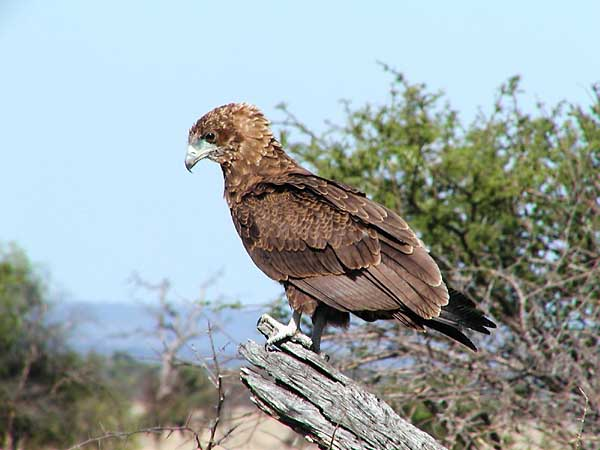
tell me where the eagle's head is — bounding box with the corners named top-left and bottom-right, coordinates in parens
top-left (185, 103), bottom-right (272, 172)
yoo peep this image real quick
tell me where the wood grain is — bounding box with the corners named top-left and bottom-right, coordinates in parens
top-left (239, 317), bottom-right (447, 450)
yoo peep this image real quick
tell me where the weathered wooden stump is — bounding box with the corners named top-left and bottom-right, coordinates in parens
top-left (239, 315), bottom-right (447, 450)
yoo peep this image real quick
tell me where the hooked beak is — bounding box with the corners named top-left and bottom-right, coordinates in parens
top-left (185, 140), bottom-right (217, 172)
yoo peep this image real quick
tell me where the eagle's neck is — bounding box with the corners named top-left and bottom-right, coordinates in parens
top-left (221, 140), bottom-right (304, 208)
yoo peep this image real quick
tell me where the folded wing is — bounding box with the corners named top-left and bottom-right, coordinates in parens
top-left (233, 174), bottom-right (451, 328)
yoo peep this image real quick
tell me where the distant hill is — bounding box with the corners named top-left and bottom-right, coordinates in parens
top-left (50, 300), bottom-right (267, 364)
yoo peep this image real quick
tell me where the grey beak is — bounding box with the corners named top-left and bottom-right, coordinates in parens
top-left (185, 140), bottom-right (217, 172)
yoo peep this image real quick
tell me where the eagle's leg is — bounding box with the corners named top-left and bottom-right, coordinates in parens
top-left (261, 311), bottom-right (312, 350)
top-left (310, 308), bottom-right (327, 354)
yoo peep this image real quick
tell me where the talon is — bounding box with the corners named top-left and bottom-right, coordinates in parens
top-left (257, 311), bottom-right (315, 351)
top-left (264, 341), bottom-right (276, 352)
top-left (266, 326), bottom-right (299, 348)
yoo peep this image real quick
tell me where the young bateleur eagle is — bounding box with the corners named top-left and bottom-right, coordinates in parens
top-left (185, 103), bottom-right (495, 353)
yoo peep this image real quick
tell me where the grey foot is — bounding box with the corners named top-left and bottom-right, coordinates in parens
top-left (258, 314), bottom-right (313, 351)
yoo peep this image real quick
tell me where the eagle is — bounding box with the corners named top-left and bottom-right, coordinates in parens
top-left (185, 103), bottom-right (495, 352)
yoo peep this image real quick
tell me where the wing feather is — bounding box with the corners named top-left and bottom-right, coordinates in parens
top-left (233, 174), bottom-right (450, 322)
top-left (293, 273), bottom-right (397, 312)
top-left (381, 241), bottom-right (443, 287)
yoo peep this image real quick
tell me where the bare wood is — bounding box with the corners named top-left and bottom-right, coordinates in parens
top-left (239, 316), bottom-right (447, 450)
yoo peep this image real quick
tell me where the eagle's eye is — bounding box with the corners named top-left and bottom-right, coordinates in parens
top-left (203, 132), bottom-right (216, 143)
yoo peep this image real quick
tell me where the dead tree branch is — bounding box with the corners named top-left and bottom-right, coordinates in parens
top-left (239, 317), bottom-right (447, 450)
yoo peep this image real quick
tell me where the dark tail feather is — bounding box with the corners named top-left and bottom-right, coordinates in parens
top-left (441, 288), bottom-right (497, 333)
top-left (422, 317), bottom-right (479, 351)
top-left (413, 288), bottom-right (496, 351)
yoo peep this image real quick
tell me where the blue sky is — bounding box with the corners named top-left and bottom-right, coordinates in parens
top-left (1, 1), bottom-right (599, 305)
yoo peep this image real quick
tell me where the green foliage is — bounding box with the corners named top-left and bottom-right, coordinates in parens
top-left (281, 68), bottom-right (599, 322)
top-left (0, 245), bottom-right (137, 450)
top-left (0, 244), bottom-right (44, 352)
top-left (282, 71), bottom-right (599, 275)
top-left (279, 68), bottom-right (600, 448)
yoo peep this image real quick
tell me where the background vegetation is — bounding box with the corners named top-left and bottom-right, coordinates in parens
top-left (0, 246), bottom-right (216, 450)
top-left (1, 69), bottom-right (598, 449)
top-left (279, 67), bottom-right (599, 449)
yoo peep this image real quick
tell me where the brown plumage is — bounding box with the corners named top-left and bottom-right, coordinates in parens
top-left (185, 103), bottom-right (496, 352)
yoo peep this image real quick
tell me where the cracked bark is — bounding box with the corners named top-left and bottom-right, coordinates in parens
top-left (239, 317), bottom-right (447, 450)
